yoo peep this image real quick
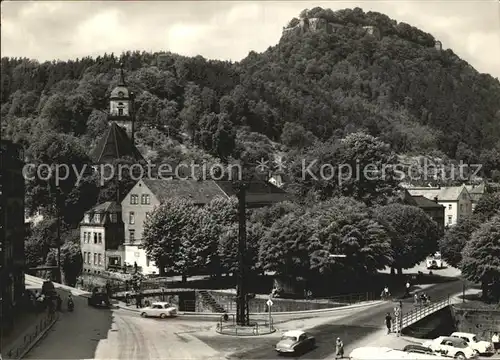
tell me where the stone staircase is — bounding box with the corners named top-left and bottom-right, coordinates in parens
top-left (198, 290), bottom-right (226, 313)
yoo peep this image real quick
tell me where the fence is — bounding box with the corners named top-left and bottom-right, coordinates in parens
top-left (391, 296), bottom-right (450, 333)
top-left (194, 292), bottom-right (375, 313)
top-left (215, 314), bottom-right (275, 335)
top-left (5, 311), bottom-right (58, 359)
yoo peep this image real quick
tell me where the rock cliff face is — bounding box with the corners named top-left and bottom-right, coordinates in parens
top-left (281, 17), bottom-right (380, 39)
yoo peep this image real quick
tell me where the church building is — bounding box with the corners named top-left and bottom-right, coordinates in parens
top-left (90, 64), bottom-right (144, 164)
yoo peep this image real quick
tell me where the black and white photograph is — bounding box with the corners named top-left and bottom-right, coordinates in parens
top-left (1, 1), bottom-right (499, 359)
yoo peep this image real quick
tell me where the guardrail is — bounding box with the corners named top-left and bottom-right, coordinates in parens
top-left (392, 296), bottom-right (450, 333)
top-left (215, 314), bottom-right (275, 336)
top-left (4, 311), bottom-right (59, 359)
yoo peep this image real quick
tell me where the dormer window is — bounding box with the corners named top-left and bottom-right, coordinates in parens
top-left (110, 213), bottom-right (117, 223)
top-left (118, 91), bottom-right (124, 97)
top-left (84, 214), bottom-right (90, 223)
top-left (94, 213), bottom-right (100, 223)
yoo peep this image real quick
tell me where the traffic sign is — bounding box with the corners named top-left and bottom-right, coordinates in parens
top-left (267, 299), bottom-right (273, 307)
top-left (394, 307), bottom-right (401, 316)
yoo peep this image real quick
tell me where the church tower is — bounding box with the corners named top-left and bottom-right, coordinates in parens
top-left (109, 64), bottom-right (135, 142)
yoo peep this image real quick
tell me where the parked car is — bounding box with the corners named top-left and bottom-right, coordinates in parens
top-left (403, 344), bottom-right (436, 355)
top-left (422, 336), bottom-right (478, 359)
top-left (350, 346), bottom-right (448, 359)
top-left (87, 290), bottom-right (111, 308)
top-left (275, 330), bottom-right (315, 354)
top-left (140, 302), bottom-right (177, 318)
top-left (450, 332), bottom-right (495, 355)
top-left (426, 252), bottom-right (443, 269)
top-left (41, 280), bottom-right (57, 299)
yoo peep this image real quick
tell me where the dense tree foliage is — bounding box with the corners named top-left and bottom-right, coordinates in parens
top-left (461, 215), bottom-right (500, 301)
top-left (7, 6), bottom-right (500, 287)
top-left (375, 203), bottom-right (440, 273)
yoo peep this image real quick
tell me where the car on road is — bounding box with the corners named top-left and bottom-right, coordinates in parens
top-left (88, 290), bottom-right (111, 308)
top-left (140, 302), bottom-right (177, 318)
top-left (275, 330), bottom-right (315, 354)
top-left (450, 332), bottom-right (495, 355)
top-left (426, 252), bottom-right (443, 269)
top-left (349, 346), bottom-right (448, 359)
top-left (422, 336), bottom-right (478, 359)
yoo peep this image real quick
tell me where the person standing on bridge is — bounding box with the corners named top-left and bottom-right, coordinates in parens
top-left (405, 281), bottom-right (411, 298)
top-left (335, 337), bottom-right (344, 358)
top-left (385, 312), bottom-right (392, 334)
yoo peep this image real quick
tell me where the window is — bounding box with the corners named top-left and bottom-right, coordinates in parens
top-left (98, 233), bottom-right (102, 244)
top-left (129, 229), bottom-right (135, 242)
top-left (129, 212), bottom-right (135, 224)
top-left (130, 194), bottom-right (138, 204)
top-left (87, 252), bottom-right (91, 264)
top-left (98, 254), bottom-right (102, 266)
top-left (84, 214), bottom-right (90, 223)
top-left (141, 194), bottom-right (150, 205)
top-left (110, 213), bottom-right (117, 223)
top-left (95, 213), bottom-right (100, 223)
top-left (448, 204), bottom-right (452, 210)
top-left (146, 256), bottom-right (150, 267)
top-left (94, 253), bottom-right (97, 265)
top-left (460, 204), bottom-right (463, 212)
top-left (94, 233), bottom-right (97, 244)
top-left (118, 108), bottom-right (123, 116)
top-left (447, 215), bottom-right (452, 224)
top-left (462, 193), bottom-right (467, 199)
top-left (83, 232), bottom-right (87, 243)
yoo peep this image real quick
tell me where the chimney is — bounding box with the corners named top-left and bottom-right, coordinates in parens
top-left (434, 196), bottom-right (438, 203)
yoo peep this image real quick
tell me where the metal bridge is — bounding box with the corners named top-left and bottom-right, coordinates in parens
top-left (391, 297), bottom-right (450, 333)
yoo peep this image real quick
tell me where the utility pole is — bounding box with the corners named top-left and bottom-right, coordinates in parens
top-left (235, 182), bottom-right (249, 326)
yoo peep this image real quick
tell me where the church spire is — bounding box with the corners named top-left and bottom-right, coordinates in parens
top-left (118, 63), bottom-right (126, 86)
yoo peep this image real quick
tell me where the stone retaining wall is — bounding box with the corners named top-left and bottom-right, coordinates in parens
top-left (451, 305), bottom-right (500, 339)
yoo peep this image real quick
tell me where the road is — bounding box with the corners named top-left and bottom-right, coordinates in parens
top-left (24, 291), bottom-right (219, 359)
top-left (198, 279), bottom-right (464, 359)
top-left (23, 277), bottom-right (462, 360)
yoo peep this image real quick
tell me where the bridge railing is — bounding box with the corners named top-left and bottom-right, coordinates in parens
top-left (392, 296), bottom-right (450, 333)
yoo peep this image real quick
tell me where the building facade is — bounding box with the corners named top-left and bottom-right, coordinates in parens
top-left (403, 190), bottom-right (445, 233)
top-left (121, 178), bottom-right (290, 275)
top-left (1, 140), bottom-right (26, 332)
top-left (407, 185), bottom-right (472, 227)
top-left (465, 183), bottom-right (487, 212)
top-left (80, 202), bottom-right (124, 275)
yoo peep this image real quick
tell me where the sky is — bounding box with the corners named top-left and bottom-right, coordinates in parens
top-left (1, 1), bottom-right (499, 78)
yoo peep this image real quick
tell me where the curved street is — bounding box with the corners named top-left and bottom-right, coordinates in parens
top-left (24, 279), bottom-right (463, 359)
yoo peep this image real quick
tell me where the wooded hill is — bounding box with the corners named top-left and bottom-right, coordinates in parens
top-left (2, 6), bottom-right (500, 180)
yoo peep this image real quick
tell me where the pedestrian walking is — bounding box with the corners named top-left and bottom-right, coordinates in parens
top-left (335, 337), bottom-right (344, 358)
top-left (135, 292), bottom-right (142, 308)
top-left (405, 281), bottom-right (411, 298)
top-left (414, 293), bottom-right (419, 305)
top-left (385, 312), bottom-right (392, 334)
top-left (492, 332), bottom-right (499, 353)
top-left (125, 292), bottom-right (130, 306)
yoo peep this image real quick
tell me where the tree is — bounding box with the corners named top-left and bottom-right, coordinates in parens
top-left (337, 132), bottom-right (400, 206)
top-left (461, 215), bottom-right (500, 302)
top-left (258, 212), bottom-right (317, 280)
top-left (473, 191), bottom-right (500, 221)
top-left (218, 221), bottom-right (264, 274)
top-left (439, 216), bottom-right (481, 268)
top-left (25, 132), bottom-right (97, 225)
top-left (142, 198), bottom-right (201, 279)
top-left (281, 122), bottom-right (316, 150)
top-left (59, 242), bottom-right (83, 287)
top-left (250, 201), bottom-right (304, 228)
top-left (375, 203), bottom-right (440, 274)
top-left (309, 197), bottom-right (393, 278)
